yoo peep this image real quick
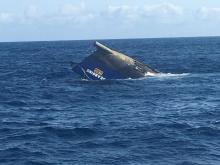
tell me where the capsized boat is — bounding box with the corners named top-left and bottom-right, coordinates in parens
top-left (71, 41), bottom-right (159, 80)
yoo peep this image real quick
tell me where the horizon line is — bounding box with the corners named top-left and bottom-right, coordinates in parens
top-left (1, 35), bottom-right (220, 43)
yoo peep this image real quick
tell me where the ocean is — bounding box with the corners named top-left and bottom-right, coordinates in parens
top-left (0, 37), bottom-right (220, 165)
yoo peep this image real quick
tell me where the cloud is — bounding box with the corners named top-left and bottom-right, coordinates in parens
top-left (24, 5), bottom-right (43, 19)
top-left (1, 2), bottom-right (184, 27)
top-left (107, 5), bottom-right (139, 20)
top-left (143, 3), bottom-right (183, 16)
top-left (105, 3), bottom-right (184, 24)
top-left (197, 7), bottom-right (220, 21)
top-left (59, 2), bottom-right (94, 23)
top-left (0, 12), bottom-right (13, 24)
top-left (20, 3), bottom-right (94, 25)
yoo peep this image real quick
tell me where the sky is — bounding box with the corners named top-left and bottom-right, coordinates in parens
top-left (0, 0), bottom-right (220, 42)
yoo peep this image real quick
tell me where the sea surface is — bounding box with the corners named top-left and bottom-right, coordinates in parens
top-left (0, 37), bottom-right (220, 165)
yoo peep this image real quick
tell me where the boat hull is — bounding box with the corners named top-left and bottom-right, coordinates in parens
top-left (71, 42), bottom-right (158, 80)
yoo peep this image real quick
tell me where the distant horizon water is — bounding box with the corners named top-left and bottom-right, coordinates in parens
top-left (1, 35), bottom-right (220, 43)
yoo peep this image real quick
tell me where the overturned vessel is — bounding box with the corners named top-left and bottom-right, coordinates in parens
top-left (71, 41), bottom-right (158, 80)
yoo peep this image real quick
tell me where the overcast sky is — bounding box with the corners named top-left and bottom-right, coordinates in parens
top-left (0, 0), bottom-right (220, 42)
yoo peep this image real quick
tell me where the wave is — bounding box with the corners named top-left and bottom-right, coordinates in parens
top-left (42, 126), bottom-right (102, 139)
top-left (123, 72), bottom-right (190, 81)
top-left (0, 100), bottom-right (27, 107)
top-left (150, 72), bottom-right (190, 77)
top-left (75, 73), bottom-right (190, 82)
top-left (144, 72), bottom-right (190, 78)
top-left (0, 71), bottom-right (18, 77)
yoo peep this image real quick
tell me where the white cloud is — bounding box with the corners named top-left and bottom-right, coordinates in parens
top-left (143, 3), bottom-right (183, 16)
top-left (107, 5), bottom-right (139, 20)
top-left (24, 5), bottom-right (43, 19)
top-left (59, 2), bottom-right (94, 23)
top-left (61, 3), bottom-right (85, 16)
top-left (1, 2), bottom-right (184, 27)
top-left (197, 7), bottom-right (220, 20)
top-left (21, 3), bottom-right (94, 24)
top-left (105, 3), bottom-right (184, 24)
top-left (0, 12), bottom-right (13, 24)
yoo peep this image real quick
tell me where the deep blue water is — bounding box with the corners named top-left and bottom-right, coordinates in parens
top-left (0, 37), bottom-right (220, 165)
